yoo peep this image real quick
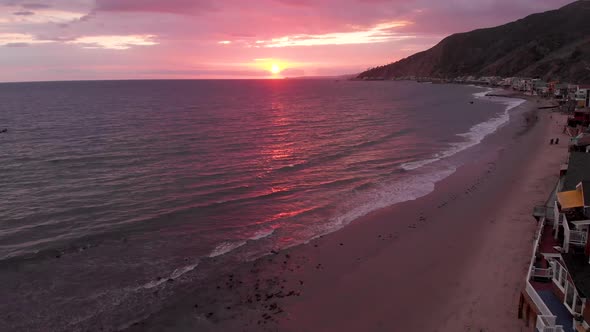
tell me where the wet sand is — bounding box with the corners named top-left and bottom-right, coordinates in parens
top-left (126, 99), bottom-right (569, 332)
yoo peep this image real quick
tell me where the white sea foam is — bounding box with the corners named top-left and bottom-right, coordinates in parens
top-left (140, 261), bottom-right (200, 289)
top-left (170, 262), bottom-right (200, 279)
top-left (472, 90), bottom-right (491, 98)
top-left (304, 165), bottom-right (457, 241)
top-left (208, 241), bottom-right (247, 258)
top-left (401, 89), bottom-right (525, 171)
top-left (249, 228), bottom-right (275, 241)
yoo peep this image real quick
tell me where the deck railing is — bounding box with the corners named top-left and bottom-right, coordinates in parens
top-left (563, 216), bottom-right (571, 253)
top-left (525, 218), bottom-right (564, 331)
top-left (536, 315), bottom-right (565, 332)
top-left (532, 267), bottom-right (553, 279)
top-left (554, 201), bottom-right (560, 230)
top-left (570, 230), bottom-right (587, 246)
top-left (526, 217), bottom-right (553, 316)
top-left (526, 282), bottom-right (552, 316)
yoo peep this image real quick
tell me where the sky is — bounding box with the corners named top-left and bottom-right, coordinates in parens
top-left (0, 0), bottom-right (575, 82)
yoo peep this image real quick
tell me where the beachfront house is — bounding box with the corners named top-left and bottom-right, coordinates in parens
top-left (570, 134), bottom-right (590, 153)
top-left (566, 109), bottom-right (590, 137)
top-left (549, 81), bottom-right (558, 96)
top-left (534, 80), bottom-right (549, 96)
top-left (575, 110), bottom-right (590, 126)
top-left (498, 77), bottom-right (514, 87)
top-left (570, 109), bottom-right (590, 129)
top-left (576, 86), bottom-right (590, 109)
top-left (555, 83), bottom-right (571, 100)
top-left (512, 78), bottom-right (534, 93)
top-left (570, 85), bottom-right (581, 99)
top-left (520, 152), bottom-right (590, 332)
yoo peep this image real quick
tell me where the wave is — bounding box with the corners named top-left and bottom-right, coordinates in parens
top-left (303, 165), bottom-right (457, 242)
top-left (401, 89), bottom-right (525, 171)
top-left (139, 229), bottom-right (275, 290)
top-left (207, 241), bottom-right (247, 258)
top-left (140, 261), bottom-right (200, 289)
top-left (206, 228), bottom-right (275, 259)
top-left (249, 228), bottom-right (275, 241)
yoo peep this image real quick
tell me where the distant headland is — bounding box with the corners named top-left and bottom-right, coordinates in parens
top-left (357, 0), bottom-right (590, 85)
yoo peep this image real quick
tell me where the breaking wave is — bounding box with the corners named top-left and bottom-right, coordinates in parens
top-left (401, 89), bottom-right (525, 171)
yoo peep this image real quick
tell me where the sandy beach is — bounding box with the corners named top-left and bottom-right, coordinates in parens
top-left (126, 97), bottom-right (571, 332)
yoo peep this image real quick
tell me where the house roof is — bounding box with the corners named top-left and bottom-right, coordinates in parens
top-left (581, 181), bottom-right (590, 206)
top-left (563, 152), bottom-right (590, 191)
top-left (557, 190), bottom-right (584, 209)
top-left (563, 253), bottom-right (590, 298)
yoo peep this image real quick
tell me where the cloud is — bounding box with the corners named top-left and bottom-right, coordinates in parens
top-left (3, 9), bottom-right (88, 24)
top-left (140, 68), bottom-right (270, 77)
top-left (0, 32), bottom-right (159, 50)
top-left (21, 3), bottom-right (50, 9)
top-left (4, 42), bottom-right (30, 47)
top-left (66, 35), bottom-right (158, 50)
top-left (272, 0), bottom-right (313, 7)
top-left (13, 10), bottom-right (34, 15)
top-left (0, 33), bottom-right (52, 46)
top-left (251, 21), bottom-right (413, 47)
top-left (94, 0), bottom-right (217, 14)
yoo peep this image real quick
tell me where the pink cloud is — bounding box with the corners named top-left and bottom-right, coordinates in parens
top-left (13, 10), bottom-right (34, 15)
top-left (94, 0), bottom-right (217, 14)
top-left (21, 3), bottom-right (51, 9)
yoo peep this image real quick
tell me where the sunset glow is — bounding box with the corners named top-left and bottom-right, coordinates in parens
top-left (0, 0), bottom-right (575, 82)
top-left (270, 64), bottom-right (281, 75)
top-left (68, 35), bottom-right (158, 50)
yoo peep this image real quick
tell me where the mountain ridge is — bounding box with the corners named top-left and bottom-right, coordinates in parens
top-left (357, 1), bottom-right (590, 83)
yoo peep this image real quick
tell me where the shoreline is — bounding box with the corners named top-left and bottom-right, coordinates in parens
top-left (125, 97), bottom-right (569, 331)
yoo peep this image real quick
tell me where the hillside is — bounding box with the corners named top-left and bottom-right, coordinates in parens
top-left (357, 1), bottom-right (590, 83)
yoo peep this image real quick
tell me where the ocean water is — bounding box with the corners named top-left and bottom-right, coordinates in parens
top-left (0, 80), bottom-right (524, 330)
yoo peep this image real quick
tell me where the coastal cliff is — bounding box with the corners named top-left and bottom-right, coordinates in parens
top-left (357, 0), bottom-right (590, 83)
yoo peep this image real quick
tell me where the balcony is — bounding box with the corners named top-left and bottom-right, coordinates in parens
top-left (569, 229), bottom-right (587, 246)
top-left (537, 289), bottom-right (573, 332)
top-left (521, 217), bottom-right (567, 331)
top-left (532, 266), bottom-right (553, 280)
top-left (562, 217), bottom-right (588, 252)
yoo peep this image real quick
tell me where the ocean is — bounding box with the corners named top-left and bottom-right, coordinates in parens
top-left (0, 79), bottom-right (524, 330)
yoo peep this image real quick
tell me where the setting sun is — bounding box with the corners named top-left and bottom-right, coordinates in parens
top-left (270, 63), bottom-right (281, 74)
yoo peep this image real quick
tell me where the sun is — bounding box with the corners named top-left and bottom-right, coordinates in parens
top-left (270, 63), bottom-right (281, 75)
